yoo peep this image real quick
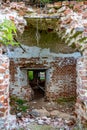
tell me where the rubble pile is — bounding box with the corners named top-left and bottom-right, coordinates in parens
top-left (0, 1), bottom-right (87, 129)
top-left (9, 109), bottom-right (76, 130)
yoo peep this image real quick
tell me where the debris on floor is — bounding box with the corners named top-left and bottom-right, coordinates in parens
top-left (8, 97), bottom-right (81, 130)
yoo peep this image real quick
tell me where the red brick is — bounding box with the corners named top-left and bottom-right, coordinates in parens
top-left (81, 76), bottom-right (87, 80)
top-left (84, 1), bottom-right (87, 5)
top-left (0, 91), bottom-right (4, 95)
top-left (0, 68), bottom-right (5, 73)
top-left (4, 75), bottom-right (9, 79)
top-left (54, 2), bottom-right (62, 8)
top-left (0, 108), bottom-right (5, 113)
top-left (0, 79), bottom-right (3, 84)
top-left (80, 90), bottom-right (86, 95)
top-left (64, 9), bottom-right (72, 15)
top-left (0, 96), bottom-right (4, 103)
top-left (1, 63), bottom-right (8, 69)
top-left (0, 112), bottom-right (4, 117)
top-left (0, 85), bottom-right (7, 90)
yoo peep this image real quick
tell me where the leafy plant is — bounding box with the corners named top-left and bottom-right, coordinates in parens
top-left (16, 98), bottom-right (27, 105)
top-left (19, 105), bottom-right (28, 112)
top-left (16, 98), bottom-right (28, 112)
top-left (40, 0), bottom-right (51, 4)
top-left (0, 19), bottom-right (19, 46)
top-left (10, 96), bottom-right (29, 113)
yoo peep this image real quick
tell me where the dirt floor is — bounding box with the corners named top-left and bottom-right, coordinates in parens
top-left (29, 97), bottom-right (75, 115)
top-left (10, 96), bottom-right (87, 130)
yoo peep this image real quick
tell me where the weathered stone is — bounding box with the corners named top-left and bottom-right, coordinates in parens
top-left (31, 108), bottom-right (50, 117)
top-left (37, 119), bottom-right (44, 125)
top-left (54, 2), bottom-right (62, 8)
top-left (17, 112), bottom-right (22, 118)
top-left (50, 110), bottom-right (72, 120)
top-left (48, 8), bottom-right (56, 14)
top-left (9, 45), bottom-right (77, 101)
top-left (46, 4), bottom-right (54, 9)
top-left (29, 109), bottom-right (40, 117)
top-left (1, 1), bottom-right (87, 128)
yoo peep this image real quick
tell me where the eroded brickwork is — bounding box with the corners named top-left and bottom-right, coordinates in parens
top-left (0, 46), bottom-right (9, 129)
top-left (9, 49), bottom-right (77, 101)
top-left (76, 50), bottom-right (87, 124)
top-left (46, 58), bottom-right (76, 100)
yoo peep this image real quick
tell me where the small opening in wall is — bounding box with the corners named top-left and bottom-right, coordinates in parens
top-left (28, 69), bottom-right (46, 100)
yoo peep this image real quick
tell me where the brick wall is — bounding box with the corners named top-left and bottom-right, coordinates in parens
top-left (9, 56), bottom-right (77, 101)
top-left (0, 45), bottom-right (9, 129)
top-left (46, 57), bottom-right (76, 100)
top-left (76, 50), bottom-right (87, 124)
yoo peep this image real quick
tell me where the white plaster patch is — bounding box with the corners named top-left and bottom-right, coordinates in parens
top-left (7, 45), bottom-right (81, 59)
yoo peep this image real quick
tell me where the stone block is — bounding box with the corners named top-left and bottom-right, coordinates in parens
top-left (0, 67), bottom-right (5, 73)
top-left (84, 1), bottom-right (87, 5)
top-left (0, 96), bottom-right (4, 103)
top-left (54, 2), bottom-right (62, 8)
top-left (0, 79), bottom-right (3, 84)
top-left (81, 76), bottom-right (87, 80)
top-left (0, 112), bottom-right (4, 117)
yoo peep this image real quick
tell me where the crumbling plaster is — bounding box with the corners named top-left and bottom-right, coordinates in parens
top-left (8, 45), bottom-right (81, 101)
top-left (1, 1), bottom-right (87, 128)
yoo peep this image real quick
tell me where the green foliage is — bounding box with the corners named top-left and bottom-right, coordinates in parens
top-left (16, 98), bottom-right (28, 112)
top-left (70, 31), bottom-right (82, 39)
top-left (17, 105), bottom-right (28, 112)
top-left (40, 0), bottom-right (51, 4)
top-left (16, 98), bottom-right (27, 105)
top-left (10, 96), bottom-right (29, 113)
top-left (56, 96), bottom-right (76, 104)
top-left (78, 37), bottom-right (87, 43)
top-left (0, 19), bottom-right (19, 46)
top-left (28, 71), bottom-right (34, 80)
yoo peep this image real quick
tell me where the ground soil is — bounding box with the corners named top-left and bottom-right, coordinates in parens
top-left (29, 97), bottom-right (75, 115)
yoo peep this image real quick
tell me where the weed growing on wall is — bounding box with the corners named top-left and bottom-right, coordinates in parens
top-left (0, 19), bottom-right (19, 46)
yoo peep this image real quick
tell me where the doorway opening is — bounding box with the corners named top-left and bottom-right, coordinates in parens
top-left (28, 69), bottom-right (46, 99)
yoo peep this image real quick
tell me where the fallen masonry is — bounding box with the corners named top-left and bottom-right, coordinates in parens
top-left (0, 1), bottom-right (87, 129)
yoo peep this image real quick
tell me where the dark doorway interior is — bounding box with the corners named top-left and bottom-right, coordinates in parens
top-left (28, 69), bottom-right (46, 99)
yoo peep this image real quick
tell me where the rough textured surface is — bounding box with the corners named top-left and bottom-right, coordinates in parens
top-left (76, 50), bottom-right (87, 124)
top-left (1, 0), bottom-right (87, 128)
top-left (8, 45), bottom-right (80, 101)
top-left (0, 46), bottom-right (9, 129)
top-left (18, 26), bottom-right (76, 53)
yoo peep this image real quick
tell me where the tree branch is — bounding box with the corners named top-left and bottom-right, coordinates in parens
top-left (13, 37), bottom-right (26, 52)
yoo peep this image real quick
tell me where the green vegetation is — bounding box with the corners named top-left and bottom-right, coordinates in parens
top-left (56, 96), bottom-right (76, 104)
top-left (40, 0), bottom-right (50, 4)
top-left (0, 19), bottom-right (18, 46)
top-left (28, 71), bottom-right (34, 80)
top-left (70, 31), bottom-right (82, 39)
top-left (10, 96), bottom-right (29, 113)
top-left (78, 37), bottom-right (87, 43)
top-left (27, 124), bottom-right (58, 130)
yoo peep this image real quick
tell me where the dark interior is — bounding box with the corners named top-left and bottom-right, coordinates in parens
top-left (28, 69), bottom-right (46, 99)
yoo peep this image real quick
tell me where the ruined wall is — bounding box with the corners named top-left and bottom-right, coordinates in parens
top-left (0, 46), bottom-right (9, 129)
top-left (9, 46), bottom-right (79, 101)
top-left (46, 57), bottom-right (76, 100)
top-left (76, 49), bottom-right (87, 124)
top-left (10, 57), bottom-right (49, 101)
